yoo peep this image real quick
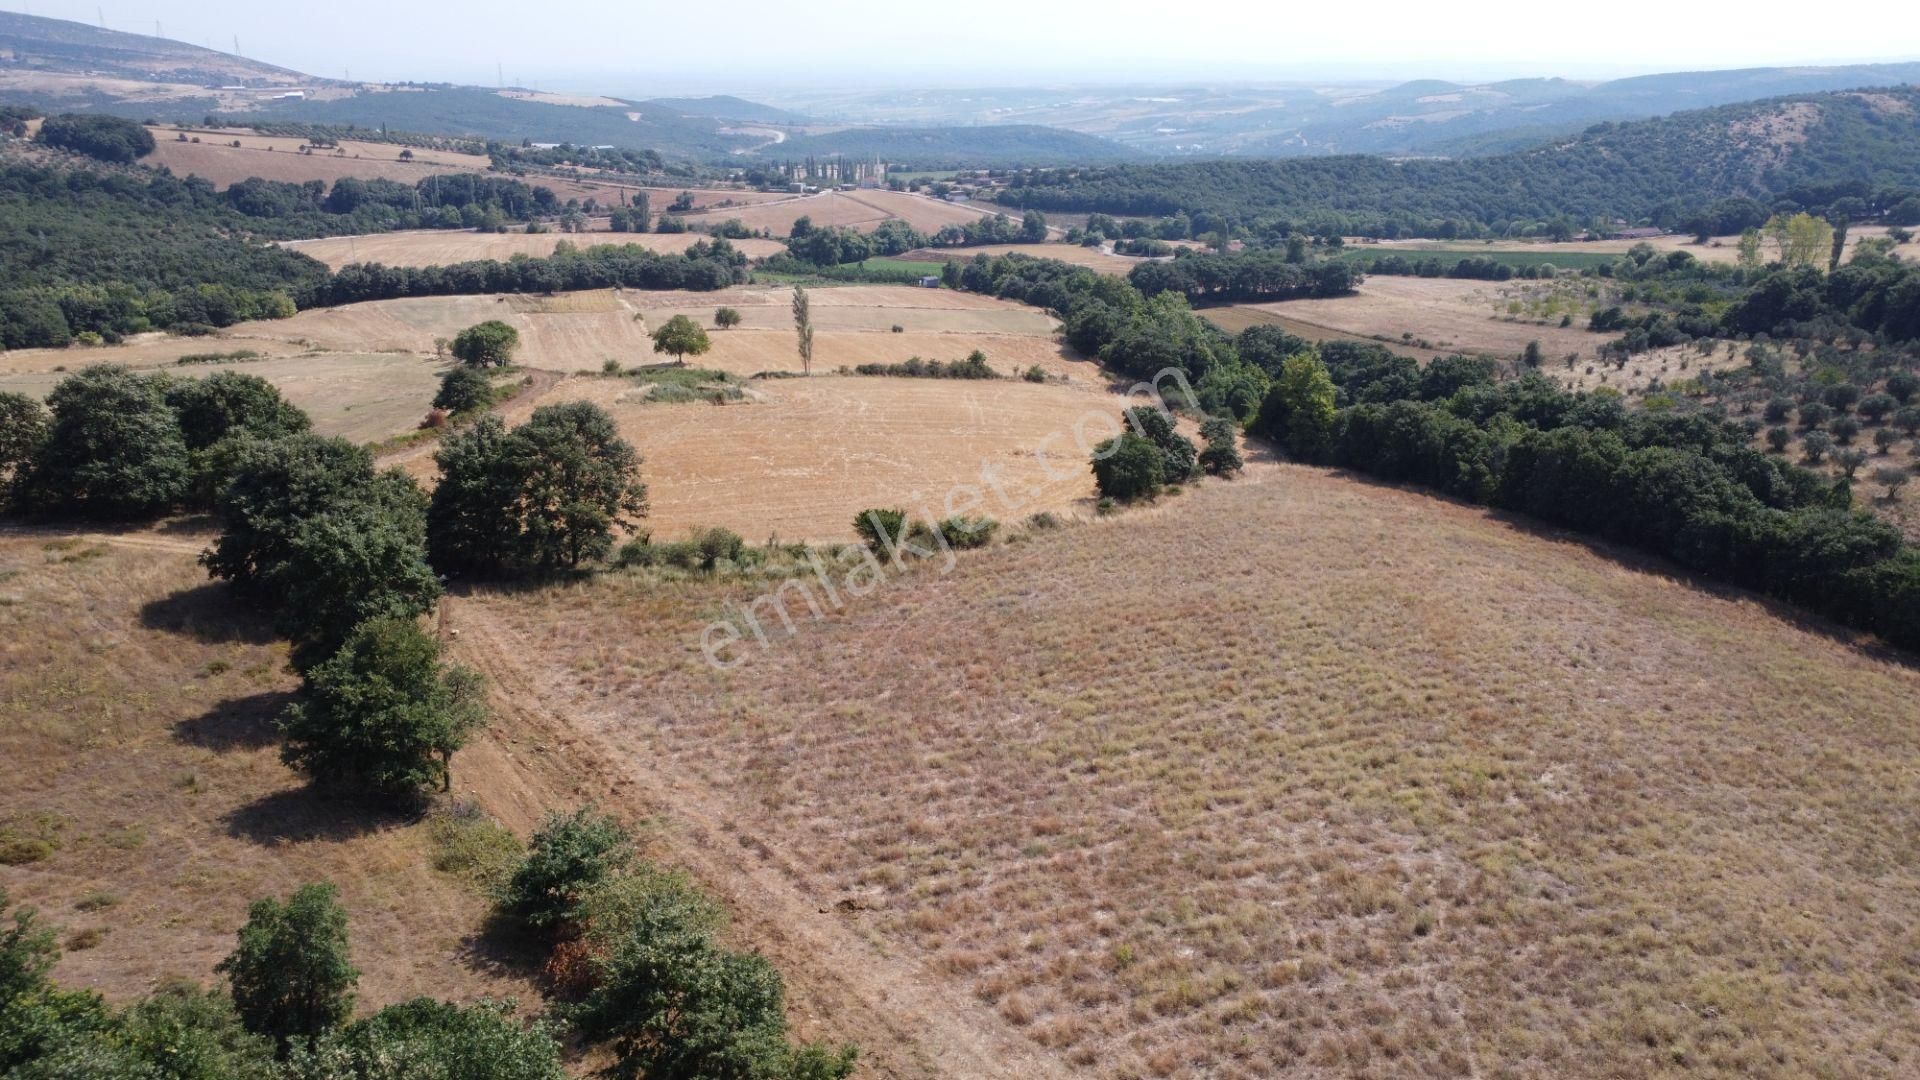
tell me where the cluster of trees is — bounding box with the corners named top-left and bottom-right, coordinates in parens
top-left (851, 351), bottom-right (997, 379)
top-left (35, 113), bottom-right (156, 163)
top-left (945, 252), bottom-right (1271, 419)
top-left (492, 809), bottom-right (859, 1080)
top-left (1127, 250), bottom-right (1362, 305)
top-left (1249, 344), bottom-right (1920, 652)
top-left (427, 404), bottom-right (649, 576)
top-left (0, 883), bottom-right (566, 1077)
top-left (1091, 406), bottom-right (1201, 502)
top-left (998, 88), bottom-right (1920, 239)
top-left (2, 366), bottom-right (309, 520)
top-left (315, 239), bottom-right (748, 306)
top-left (1722, 257), bottom-right (1920, 344)
top-left (929, 210), bottom-right (1048, 248)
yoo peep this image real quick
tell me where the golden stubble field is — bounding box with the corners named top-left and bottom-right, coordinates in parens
top-left (463, 464), bottom-right (1920, 1078)
top-left (495, 373), bottom-right (1124, 542)
top-left (674, 188), bottom-right (1006, 237)
top-left (1368, 225), bottom-right (1901, 267)
top-left (1242, 276), bottom-right (1611, 361)
top-left (0, 285), bottom-right (1081, 451)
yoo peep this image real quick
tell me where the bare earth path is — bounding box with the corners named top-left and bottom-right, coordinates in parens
top-left (445, 597), bottom-right (1072, 1080)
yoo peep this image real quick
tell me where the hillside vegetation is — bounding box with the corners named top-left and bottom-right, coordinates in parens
top-left (1005, 88), bottom-right (1920, 236)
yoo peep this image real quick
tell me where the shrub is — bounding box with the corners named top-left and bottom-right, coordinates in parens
top-left (427, 805), bottom-right (522, 890)
top-left (1763, 396), bottom-right (1794, 423)
top-left (1874, 466), bottom-right (1910, 499)
top-left (1801, 430), bottom-right (1834, 463)
top-left (0, 391), bottom-right (48, 490)
top-left (714, 306), bottom-right (742, 330)
top-left (297, 998), bottom-right (564, 1080)
top-left (434, 366), bottom-right (496, 414)
top-left (1766, 426), bottom-right (1793, 453)
top-left (216, 883), bottom-right (357, 1056)
top-left (497, 809), bottom-right (632, 935)
top-left (1025, 511), bottom-right (1061, 531)
top-left (1023, 365), bottom-right (1047, 383)
top-left (692, 526), bottom-right (747, 571)
top-left (451, 321), bottom-right (520, 367)
top-left (931, 516), bottom-right (998, 549)
top-left (1875, 428), bottom-right (1900, 455)
top-left (1199, 416), bottom-right (1244, 476)
top-left (1886, 371), bottom-right (1919, 404)
top-left (1090, 433), bottom-right (1165, 501)
top-left (1897, 406), bottom-right (1920, 435)
top-left (1798, 401), bottom-right (1832, 429)
top-left (852, 508), bottom-right (909, 556)
top-left (1831, 416), bottom-right (1862, 445)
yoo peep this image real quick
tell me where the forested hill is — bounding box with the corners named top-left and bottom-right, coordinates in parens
top-left (1000, 87), bottom-right (1920, 237)
top-left (762, 124), bottom-right (1139, 167)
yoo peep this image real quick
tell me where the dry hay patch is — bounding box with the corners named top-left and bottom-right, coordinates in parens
top-left (282, 230), bottom-right (785, 271)
top-left (1251, 275), bottom-right (1605, 360)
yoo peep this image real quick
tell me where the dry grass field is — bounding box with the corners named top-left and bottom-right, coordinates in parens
top-left (1200, 306), bottom-right (1448, 364)
top-left (1246, 276), bottom-right (1609, 361)
top-left (0, 529), bottom-right (539, 1010)
top-left (141, 130), bottom-right (493, 190)
top-left (282, 230), bottom-right (786, 270)
top-left (674, 189), bottom-right (1005, 237)
top-left (463, 461), bottom-right (1920, 1079)
top-left (0, 350), bottom-right (448, 445)
top-left (486, 373), bottom-right (1121, 541)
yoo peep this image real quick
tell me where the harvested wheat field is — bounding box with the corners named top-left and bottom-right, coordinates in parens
top-left (451, 373), bottom-right (1121, 541)
top-left (459, 462), bottom-right (1920, 1078)
top-left (1249, 276), bottom-right (1608, 360)
top-left (674, 188), bottom-right (1005, 236)
top-left (0, 352), bottom-right (448, 445)
top-left (142, 132), bottom-right (492, 190)
top-left (1199, 305), bottom-right (1448, 364)
top-left (0, 529), bottom-right (545, 1009)
top-left (282, 230), bottom-right (786, 270)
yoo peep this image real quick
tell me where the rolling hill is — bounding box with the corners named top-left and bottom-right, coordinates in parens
top-left (1004, 86), bottom-right (1920, 233)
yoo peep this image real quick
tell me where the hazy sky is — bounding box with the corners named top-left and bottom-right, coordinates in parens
top-left (23, 0), bottom-right (1920, 91)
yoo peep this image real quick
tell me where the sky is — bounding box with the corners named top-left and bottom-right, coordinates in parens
top-left (19, 0), bottom-right (1920, 92)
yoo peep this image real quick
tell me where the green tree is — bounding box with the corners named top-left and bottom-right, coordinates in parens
top-left (1019, 210), bottom-right (1049, 243)
top-left (432, 366), bottom-right (497, 414)
top-left (650, 314), bottom-right (712, 365)
top-left (498, 809), bottom-right (633, 934)
top-left (1090, 433), bottom-right (1165, 501)
top-left (165, 372), bottom-right (310, 452)
top-left (280, 617), bottom-right (485, 797)
top-left (1256, 350), bottom-right (1338, 460)
top-left (36, 114), bottom-right (155, 162)
top-left (216, 883), bottom-right (358, 1057)
top-left (517, 403), bottom-right (647, 570)
top-left (792, 286), bottom-right (815, 375)
top-left (1198, 416), bottom-right (1244, 476)
top-left (115, 981), bottom-right (277, 1080)
top-left (295, 999), bottom-right (564, 1080)
top-left (22, 365), bottom-right (189, 519)
top-left (451, 321), bottom-right (521, 367)
top-left (714, 306), bottom-right (743, 330)
top-left (271, 502), bottom-right (443, 668)
top-left (575, 886), bottom-right (856, 1080)
top-left (0, 391), bottom-right (48, 491)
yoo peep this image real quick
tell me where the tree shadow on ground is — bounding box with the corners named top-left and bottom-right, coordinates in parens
top-left (173, 690), bottom-right (298, 752)
top-left (456, 910), bottom-right (553, 988)
top-left (139, 582), bottom-right (278, 645)
top-left (221, 785), bottom-right (408, 847)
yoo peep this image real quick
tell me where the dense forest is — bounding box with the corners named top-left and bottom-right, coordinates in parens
top-left (0, 163), bottom-right (737, 347)
top-left (999, 88), bottom-right (1920, 238)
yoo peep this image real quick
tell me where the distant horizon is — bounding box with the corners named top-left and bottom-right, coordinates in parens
top-left (11, 1), bottom-right (1920, 98)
